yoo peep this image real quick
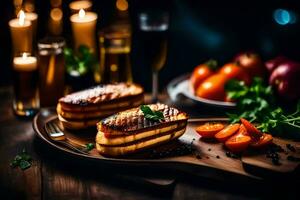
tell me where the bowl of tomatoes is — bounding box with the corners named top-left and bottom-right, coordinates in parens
top-left (167, 52), bottom-right (266, 108)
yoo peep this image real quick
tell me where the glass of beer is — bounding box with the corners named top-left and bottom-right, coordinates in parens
top-left (97, 26), bottom-right (132, 83)
top-left (138, 11), bottom-right (169, 102)
top-left (38, 37), bottom-right (65, 107)
top-left (12, 52), bottom-right (39, 117)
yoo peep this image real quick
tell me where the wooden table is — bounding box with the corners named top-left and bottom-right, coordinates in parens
top-left (0, 87), bottom-right (298, 200)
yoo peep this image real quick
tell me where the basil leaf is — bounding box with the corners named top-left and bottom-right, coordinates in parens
top-left (19, 160), bottom-right (31, 170)
top-left (86, 143), bottom-right (95, 151)
top-left (10, 148), bottom-right (33, 170)
top-left (141, 105), bottom-right (165, 121)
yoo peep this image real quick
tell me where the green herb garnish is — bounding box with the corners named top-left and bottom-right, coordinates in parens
top-left (140, 105), bottom-right (165, 121)
top-left (10, 148), bottom-right (32, 170)
top-left (64, 45), bottom-right (98, 76)
top-left (225, 77), bottom-right (300, 139)
top-left (85, 143), bottom-right (95, 151)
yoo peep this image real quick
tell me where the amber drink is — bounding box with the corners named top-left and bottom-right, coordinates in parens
top-left (38, 37), bottom-right (65, 107)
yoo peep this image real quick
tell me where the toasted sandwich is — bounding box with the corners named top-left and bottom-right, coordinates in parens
top-left (57, 83), bottom-right (144, 129)
top-left (95, 103), bottom-right (188, 156)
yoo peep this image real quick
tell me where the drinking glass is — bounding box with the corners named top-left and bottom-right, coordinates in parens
top-left (138, 11), bottom-right (169, 102)
top-left (97, 26), bottom-right (132, 83)
top-left (12, 52), bottom-right (39, 117)
top-left (38, 37), bottom-right (65, 107)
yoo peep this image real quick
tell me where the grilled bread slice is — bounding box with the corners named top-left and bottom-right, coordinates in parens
top-left (59, 83), bottom-right (144, 112)
top-left (57, 83), bottom-right (144, 130)
top-left (95, 103), bottom-right (188, 156)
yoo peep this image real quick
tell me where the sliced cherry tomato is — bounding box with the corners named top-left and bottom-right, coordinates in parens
top-left (195, 123), bottom-right (225, 138)
top-left (250, 133), bottom-right (273, 148)
top-left (225, 124), bottom-right (252, 152)
top-left (240, 118), bottom-right (263, 139)
top-left (238, 124), bottom-right (249, 136)
top-left (219, 63), bottom-right (251, 85)
top-left (215, 123), bottom-right (240, 143)
top-left (196, 74), bottom-right (228, 101)
top-left (190, 61), bottom-right (216, 92)
top-left (225, 134), bottom-right (252, 152)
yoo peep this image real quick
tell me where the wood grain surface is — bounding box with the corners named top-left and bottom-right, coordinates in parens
top-left (0, 87), bottom-right (299, 200)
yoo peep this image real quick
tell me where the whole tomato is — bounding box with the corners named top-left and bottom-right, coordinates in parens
top-left (234, 52), bottom-right (265, 78)
top-left (219, 63), bottom-right (251, 85)
top-left (190, 60), bottom-right (217, 92)
top-left (196, 73), bottom-right (228, 101)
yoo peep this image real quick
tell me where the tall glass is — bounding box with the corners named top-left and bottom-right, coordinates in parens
top-left (138, 11), bottom-right (169, 102)
top-left (38, 37), bottom-right (65, 107)
top-left (97, 27), bottom-right (132, 83)
top-left (12, 53), bottom-right (39, 117)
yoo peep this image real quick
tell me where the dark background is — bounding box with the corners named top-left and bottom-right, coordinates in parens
top-left (1, 0), bottom-right (300, 92)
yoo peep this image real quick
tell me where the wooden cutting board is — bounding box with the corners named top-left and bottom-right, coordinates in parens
top-left (242, 137), bottom-right (300, 174)
top-left (34, 109), bottom-right (300, 180)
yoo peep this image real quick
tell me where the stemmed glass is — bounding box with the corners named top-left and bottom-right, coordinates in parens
top-left (138, 11), bottom-right (169, 102)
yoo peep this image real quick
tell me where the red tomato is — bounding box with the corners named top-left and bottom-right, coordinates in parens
top-left (195, 123), bottom-right (225, 138)
top-left (190, 64), bottom-right (214, 92)
top-left (234, 52), bottom-right (266, 78)
top-left (196, 74), bottom-right (228, 101)
top-left (219, 63), bottom-right (251, 85)
top-left (250, 133), bottom-right (273, 148)
top-left (240, 118), bottom-right (263, 139)
top-left (225, 124), bottom-right (252, 152)
top-left (215, 123), bottom-right (240, 143)
top-left (225, 134), bottom-right (252, 153)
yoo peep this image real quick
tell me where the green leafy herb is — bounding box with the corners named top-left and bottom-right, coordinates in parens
top-left (64, 45), bottom-right (98, 76)
top-left (10, 148), bottom-right (32, 170)
top-left (85, 143), bottom-right (95, 151)
top-left (225, 78), bottom-right (300, 139)
top-left (140, 105), bottom-right (165, 121)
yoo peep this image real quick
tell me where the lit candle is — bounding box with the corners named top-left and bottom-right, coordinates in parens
top-left (13, 53), bottom-right (37, 71)
top-left (25, 12), bottom-right (38, 42)
top-left (70, 9), bottom-right (98, 52)
top-left (69, 0), bottom-right (92, 13)
top-left (9, 10), bottom-right (33, 55)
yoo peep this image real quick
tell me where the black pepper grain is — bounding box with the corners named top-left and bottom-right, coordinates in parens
top-left (286, 144), bottom-right (296, 152)
top-left (216, 155), bottom-right (220, 159)
top-left (287, 155), bottom-right (300, 162)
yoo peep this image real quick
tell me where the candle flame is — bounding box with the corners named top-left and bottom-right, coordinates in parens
top-left (22, 53), bottom-right (28, 59)
top-left (79, 9), bottom-right (85, 18)
top-left (18, 10), bottom-right (25, 25)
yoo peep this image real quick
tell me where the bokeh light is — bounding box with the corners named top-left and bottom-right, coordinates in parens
top-left (273, 9), bottom-right (297, 25)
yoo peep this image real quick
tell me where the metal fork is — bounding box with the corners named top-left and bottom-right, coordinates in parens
top-left (45, 121), bottom-right (89, 155)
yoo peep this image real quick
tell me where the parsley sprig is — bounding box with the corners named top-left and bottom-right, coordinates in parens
top-left (10, 148), bottom-right (32, 170)
top-left (225, 77), bottom-right (300, 139)
top-left (141, 105), bottom-right (165, 121)
top-left (64, 45), bottom-right (97, 76)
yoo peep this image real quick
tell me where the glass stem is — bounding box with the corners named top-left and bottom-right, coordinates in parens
top-left (152, 70), bottom-right (159, 103)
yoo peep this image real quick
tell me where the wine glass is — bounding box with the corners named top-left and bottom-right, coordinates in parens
top-left (138, 11), bottom-right (169, 102)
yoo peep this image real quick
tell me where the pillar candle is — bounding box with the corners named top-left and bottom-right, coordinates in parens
top-left (13, 53), bottom-right (37, 71)
top-left (70, 9), bottom-right (97, 52)
top-left (9, 10), bottom-right (33, 55)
